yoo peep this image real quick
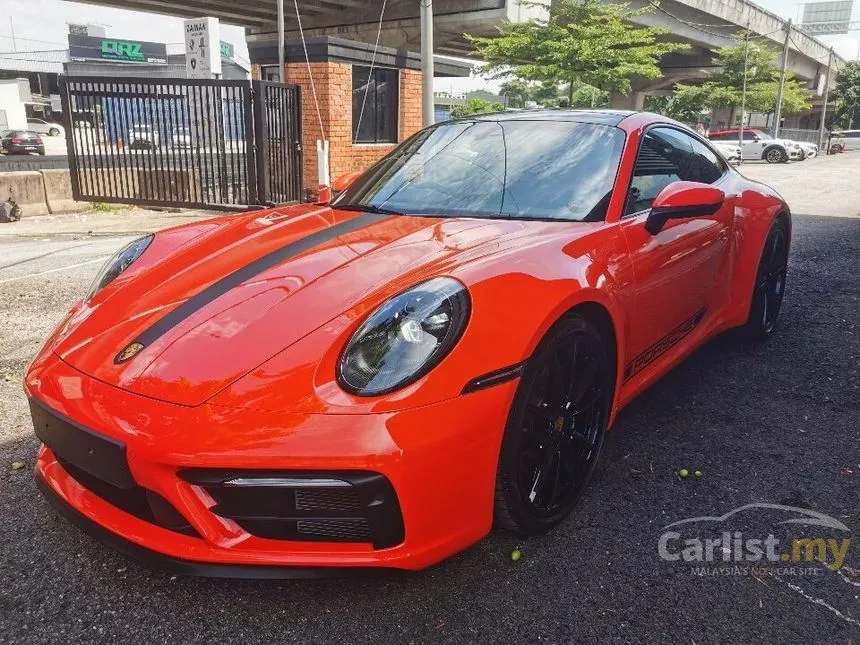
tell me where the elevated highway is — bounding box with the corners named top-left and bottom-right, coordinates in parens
top-left (69, 0), bottom-right (842, 109)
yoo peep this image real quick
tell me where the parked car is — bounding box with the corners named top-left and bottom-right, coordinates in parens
top-left (831, 129), bottom-right (860, 151)
top-left (26, 117), bottom-right (64, 137)
top-left (712, 141), bottom-right (742, 164)
top-left (0, 130), bottom-right (46, 155)
top-left (796, 141), bottom-right (818, 159)
top-left (709, 128), bottom-right (802, 163)
top-left (170, 126), bottom-right (192, 149)
top-left (128, 124), bottom-right (160, 150)
top-left (27, 110), bottom-right (791, 576)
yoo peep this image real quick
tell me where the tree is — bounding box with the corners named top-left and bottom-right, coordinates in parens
top-left (832, 61), bottom-right (860, 129)
top-left (567, 82), bottom-right (609, 108)
top-left (662, 34), bottom-right (811, 125)
top-left (499, 79), bottom-right (530, 108)
top-left (467, 0), bottom-right (688, 103)
top-left (529, 81), bottom-right (561, 107)
top-left (450, 97), bottom-right (506, 118)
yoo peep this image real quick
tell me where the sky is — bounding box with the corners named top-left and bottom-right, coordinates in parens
top-left (1, 0), bottom-right (858, 94)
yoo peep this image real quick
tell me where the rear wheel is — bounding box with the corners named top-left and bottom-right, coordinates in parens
top-left (744, 218), bottom-right (789, 340)
top-left (764, 146), bottom-right (787, 164)
top-left (494, 314), bottom-right (612, 536)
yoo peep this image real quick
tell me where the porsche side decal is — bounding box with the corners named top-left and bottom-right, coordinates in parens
top-left (623, 307), bottom-right (706, 381)
top-left (129, 212), bottom-right (389, 352)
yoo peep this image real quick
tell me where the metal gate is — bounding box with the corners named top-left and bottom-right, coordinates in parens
top-left (59, 76), bottom-right (303, 210)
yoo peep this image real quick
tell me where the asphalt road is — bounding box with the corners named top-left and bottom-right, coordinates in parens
top-left (0, 156), bottom-right (858, 644)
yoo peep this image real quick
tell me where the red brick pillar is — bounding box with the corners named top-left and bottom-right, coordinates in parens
top-left (281, 62), bottom-right (423, 199)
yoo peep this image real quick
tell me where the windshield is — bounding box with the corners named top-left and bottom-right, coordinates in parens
top-left (334, 119), bottom-right (625, 221)
top-left (755, 131), bottom-right (773, 140)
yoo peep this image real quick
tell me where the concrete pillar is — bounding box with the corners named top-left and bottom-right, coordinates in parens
top-left (609, 91), bottom-right (646, 111)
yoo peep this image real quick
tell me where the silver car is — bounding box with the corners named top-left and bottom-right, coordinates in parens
top-left (26, 118), bottom-right (64, 137)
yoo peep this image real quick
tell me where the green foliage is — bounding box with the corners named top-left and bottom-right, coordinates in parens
top-left (661, 84), bottom-right (711, 122)
top-left (529, 81), bottom-right (561, 106)
top-left (568, 83), bottom-right (609, 108)
top-left (832, 61), bottom-right (860, 128)
top-left (499, 79), bottom-right (530, 108)
top-left (450, 97), bottom-right (506, 118)
top-left (662, 34), bottom-right (812, 120)
top-left (467, 0), bottom-right (688, 94)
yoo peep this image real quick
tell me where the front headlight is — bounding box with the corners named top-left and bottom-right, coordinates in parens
top-left (337, 277), bottom-right (471, 396)
top-left (87, 234), bottom-right (153, 300)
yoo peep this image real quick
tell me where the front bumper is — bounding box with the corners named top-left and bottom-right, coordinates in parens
top-left (28, 353), bottom-right (517, 575)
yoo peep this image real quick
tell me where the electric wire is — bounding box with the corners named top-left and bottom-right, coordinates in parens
top-left (292, 0), bottom-right (326, 141)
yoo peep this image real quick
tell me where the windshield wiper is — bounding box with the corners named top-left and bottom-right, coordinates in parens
top-left (333, 202), bottom-right (405, 216)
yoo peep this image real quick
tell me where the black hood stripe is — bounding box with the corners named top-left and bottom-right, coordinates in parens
top-left (129, 212), bottom-right (389, 351)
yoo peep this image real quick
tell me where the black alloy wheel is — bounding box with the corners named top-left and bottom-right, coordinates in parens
top-left (745, 218), bottom-right (789, 339)
top-left (494, 314), bottom-right (612, 535)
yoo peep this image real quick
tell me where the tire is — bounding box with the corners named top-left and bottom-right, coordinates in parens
top-left (494, 314), bottom-right (613, 536)
top-left (49, 128), bottom-right (60, 137)
top-left (764, 146), bottom-right (787, 163)
top-left (743, 218), bottom-right (789, 340)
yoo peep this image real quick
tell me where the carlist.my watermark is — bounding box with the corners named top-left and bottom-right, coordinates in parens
top-left (658, 503), bottom-right (852, 575)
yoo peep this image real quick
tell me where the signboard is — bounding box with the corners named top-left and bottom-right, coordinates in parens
top-left (220, 41), bottom-right (234, 60)
top-left (68, 34), bottom-right (167, 64)
top-left (184, 17), bottom-right (222, 79)
top-left (800, 1), bottom-right (853, 34)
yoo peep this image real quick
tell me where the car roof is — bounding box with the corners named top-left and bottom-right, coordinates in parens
top-left (711, 128), bottom-right (764, 134)
top-left (463, 109), bottom-right (637, 126)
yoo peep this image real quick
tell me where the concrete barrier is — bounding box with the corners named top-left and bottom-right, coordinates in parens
top-left (0, 171), bottom-right (49, 216)
top-left (40, 169), bottom-right (89, 214)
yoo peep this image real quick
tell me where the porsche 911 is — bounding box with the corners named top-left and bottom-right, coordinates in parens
top-left (27, 110), bottom-right (790, 576)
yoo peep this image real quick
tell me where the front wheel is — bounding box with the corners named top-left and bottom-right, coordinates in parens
top-left (744, 218), bottom-right (789, 340)
top-left (494, 314), bottom-right (612, 536)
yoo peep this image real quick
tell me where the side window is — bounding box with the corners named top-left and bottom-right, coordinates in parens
top-left (627, 127), bottom-right (725, 215)
top-left (709, 133), bottom-right (725, 141)
top-left (742, 131), bottom-right (758, 141)
top-left (689, 139), bottom-right (726, 184)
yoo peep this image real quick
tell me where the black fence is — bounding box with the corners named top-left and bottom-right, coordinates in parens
top-left (60, 76), bottom-right (303, 210)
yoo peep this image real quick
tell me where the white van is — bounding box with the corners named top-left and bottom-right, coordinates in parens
top-left (832, 130), bottom-right (860, 151)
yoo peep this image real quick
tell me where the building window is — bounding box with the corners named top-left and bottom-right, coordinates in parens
top-left (260, 65), bottom-right (281, 82)
top-left (352, 66), bottom-right (398, 144)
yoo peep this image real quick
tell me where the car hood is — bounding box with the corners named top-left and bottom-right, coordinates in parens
top-left (50, 205), bottom-right (573, 407)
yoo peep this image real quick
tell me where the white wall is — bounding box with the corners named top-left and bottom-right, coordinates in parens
top-left (0, 80), bottom-right (28, 130)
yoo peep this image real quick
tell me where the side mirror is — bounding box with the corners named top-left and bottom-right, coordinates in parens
top-left (645, 181), bottom-right (725, 235)
top-left (332, 171), bottom-right (362, 194)
top-left (317, 172), bottom-right (363, 205)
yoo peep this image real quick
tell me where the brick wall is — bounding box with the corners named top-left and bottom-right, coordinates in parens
top-left (278, 62), bottom-right (422, 198)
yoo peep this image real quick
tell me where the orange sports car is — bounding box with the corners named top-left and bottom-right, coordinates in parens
top-left (27, 110), bottom-right (790, 577)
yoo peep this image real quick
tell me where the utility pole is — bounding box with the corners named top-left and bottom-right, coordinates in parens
top-left (739, 23), bottom-right (751, 151)
top-left (9, 17), bottom-right (17, 52)
top-left (420, 0), bottom-right (434, 127)
top-left (773, 18), bottom-right (791, 138)
top-left (276, 0), bottom-right (285, 83)
top-left (818, 47), bottom-right (834, 153)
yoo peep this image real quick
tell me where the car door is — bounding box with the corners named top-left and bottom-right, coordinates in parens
top-left (619, 126), bottom-right (734, 384)
top-left (27, 120), bottom-right (45, 135)
top-left (741, 131), bottom-right (765, 160)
